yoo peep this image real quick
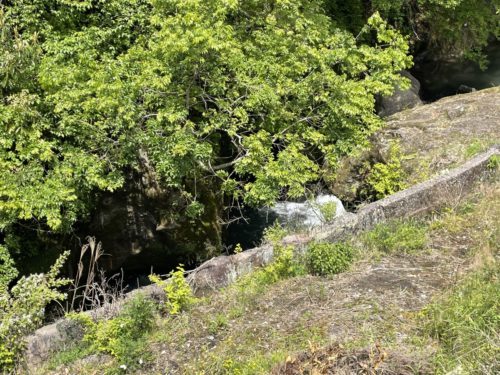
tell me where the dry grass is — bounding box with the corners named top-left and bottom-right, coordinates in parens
top-left (271, 342), bottom-right (429, 375)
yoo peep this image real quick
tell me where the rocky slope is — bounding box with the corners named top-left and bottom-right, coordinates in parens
top-left (331, 87), bottom-right (500, 206)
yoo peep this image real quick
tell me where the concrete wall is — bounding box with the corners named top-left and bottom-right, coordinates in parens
top-left (190, 145), bottom-right (498, 291)
top-left (24, 146), bottom-right (498, 366)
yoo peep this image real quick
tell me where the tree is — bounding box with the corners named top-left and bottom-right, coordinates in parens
top-left (324, 0), bottom-right (500, 66)
top-left (0, 0), bottom-right (411, 245)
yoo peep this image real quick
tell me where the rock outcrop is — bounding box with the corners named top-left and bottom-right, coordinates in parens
top-left (332, 87), bottom-right (500, 206)
top-left (87, 167), bottom-right (222, 275)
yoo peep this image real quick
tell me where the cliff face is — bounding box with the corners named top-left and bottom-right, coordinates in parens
top-left (330, 87), bottom-right (500, 206)
top-left (87, 168), bottom-right (222, 276)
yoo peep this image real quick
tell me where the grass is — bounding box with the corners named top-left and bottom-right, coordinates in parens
top-left (39, 181), bottom-right (499, 374)
top-left (46, 344), bottom-right (94, 370)
top-left (465, 139), bottom-right (489, 158)
top-left (141, 284), bottom-right (329, 374)
top-left (421, 267), bottom-right (499, 374)
top-left (360, 219), bottom-right (428, 256)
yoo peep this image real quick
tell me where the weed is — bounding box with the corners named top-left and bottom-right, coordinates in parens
top-left (319, 201), bottom-right (337, 223)
top-left (234, 243), bottom-right (243, 254)
top-left (71, 293), bottom-right (157, 371)
top-left (47, 344), bottom-right (93, 370)
top-left (263, 245), bottom-right (306, 283)
top-left (208, 313), bottom-right (229, 335)
top-left (362, 220), bottom-right (427, 255)
top-left (236, 245), bottom-right (306, 295)
top-left (487, 154), bottom-right (499, 170)
top-left (363, 140), bottom-right (408, 200)
top-left (0, 250), bottom-right (70, 372)
top-left (465, 139), bottom-right (486, 158)
top-left (149, 265), bottom-right (197, 315)
top-left (263, 221), bottom-right (287, 244)
top-left (306, 242), bottom-right (354, 276)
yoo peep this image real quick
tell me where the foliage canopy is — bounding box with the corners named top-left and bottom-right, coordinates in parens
top-left (0, 0), bottom-right (412, 236)
top-left (325, 0), bottom-right (500, 66)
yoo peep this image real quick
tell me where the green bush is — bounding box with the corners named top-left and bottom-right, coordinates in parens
top-left (235, 244), bottom-right (306, 297)
top-left (421, 268), bottom-right (499, 374)
top-left (363, 140), bottom-right (408, 200)
top-left (363, 220), bottom-right (427, 255)
top-left (306, 242), bottom-right (354, 276)
top-left (318, 201), bottom-right (337, 223)
top-left (74, 293), bottom-right (157, 369)
top-left (0, 249), bottom-right (70, 372)
top-left (149, 265), bottom-right (197, 315)
top-left (487, 154), bottom-right (499, 171)
top-left (263, 245), bottom-right (306, 283)
top-left (263, 221), bottom-right (288, 244)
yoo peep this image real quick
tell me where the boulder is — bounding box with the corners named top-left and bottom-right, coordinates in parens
top-left (376, 71), bottom-right (423, 117)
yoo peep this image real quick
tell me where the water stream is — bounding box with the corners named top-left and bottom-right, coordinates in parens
top-left (224, 195), bottom-right (346, 251)
top-left (413, 42), bottom-right (500, 101)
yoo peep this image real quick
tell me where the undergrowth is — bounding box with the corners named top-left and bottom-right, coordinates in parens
top-left (306, 242), bottom-right (354, 276)
top-left (149, 265), bottom-right (197, 315)
top-left (362, 140), bottom-right (409, 200)
top-left (362, 219), bottom-right (428, 255)
top-left (69, 293), bottom-right (157, 373)
top-left (0, 250), bottom-right (70, 373)
top-left (421, 267), bottom-right (499, 374)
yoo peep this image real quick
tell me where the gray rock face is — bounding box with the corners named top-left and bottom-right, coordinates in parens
top-left (87, 160), bottom-right (222, 274)
top-left (332, 87), bottom-right (500, 205)
top-left (377, 71), bottom-right (423, 117)
top-left (25, 319), bottom-right (84, 365)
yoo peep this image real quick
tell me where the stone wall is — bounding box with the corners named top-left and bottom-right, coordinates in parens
top-left (24, 146), bottom-right (498, 366)
top-left (190, 146), bottom-right (498, 291)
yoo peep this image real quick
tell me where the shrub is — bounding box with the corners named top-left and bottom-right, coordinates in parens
top-left (263, 221), bottom-right (287, 244)
top-left (263, 245), bottom-right (306, 283)
top-left (208, 313), bottom-right (229, 335)
top-left (487, 154), bottom-right (499, 171)
top-left (74, 293), bottom-right (157, 369)
top-left (363, 140), bottom-right (408, 200)
top-left (234, 244), bottom-right (306, 299)
top-left (363, 220), bottom-right (427, 255)
top-left (421, 268), bottom-right (499, 373)
top-left (234, 243), bottom-right (243, 254)
top-left (0, 246), bottom-right (17, 295)
top-left (149, 265), bottom-right (197, 315)
top-left (318, 201), bottom-right (337, 223)
top-left (0, 249), bottom-right (70, 372)
top-left (306, 242), bottom-right (354, 276)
